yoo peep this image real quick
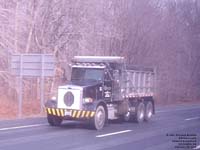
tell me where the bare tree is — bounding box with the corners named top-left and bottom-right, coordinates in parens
top-left (0, 0), bottom-right (200, 117)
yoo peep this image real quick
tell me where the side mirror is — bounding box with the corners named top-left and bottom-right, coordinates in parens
top-left (61, 76), bottom-right (67, 83)
top-left (59, 67), bottom-right (68, 83)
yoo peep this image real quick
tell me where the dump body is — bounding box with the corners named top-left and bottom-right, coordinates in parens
top-left (123, 67), bottom-right (154, 98)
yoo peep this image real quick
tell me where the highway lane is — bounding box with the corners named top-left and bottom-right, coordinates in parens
top-left (0, 104), bottom-right (199, 150)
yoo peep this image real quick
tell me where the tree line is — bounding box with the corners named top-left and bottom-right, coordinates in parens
top-left (0, 0), bottom-right (199, 104)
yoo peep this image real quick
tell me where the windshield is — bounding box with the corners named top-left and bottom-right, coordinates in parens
top-left (71, 68), bottom-right (104, 81)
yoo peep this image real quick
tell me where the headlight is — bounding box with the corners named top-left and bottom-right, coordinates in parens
top-left (51, 96), bottom-right (57, 101)
top-left (83, 97), bottom-right (93, 103)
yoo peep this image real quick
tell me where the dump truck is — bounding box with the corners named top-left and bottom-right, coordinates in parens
top-left (45, 56), bottom-right (155, 130)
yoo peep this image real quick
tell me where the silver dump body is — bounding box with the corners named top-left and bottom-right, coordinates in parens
top-left (121, 66), bottom-right (154, 98)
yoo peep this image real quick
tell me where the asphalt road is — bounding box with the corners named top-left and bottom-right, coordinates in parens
top-left (0, 104), bottom-right (200, 150)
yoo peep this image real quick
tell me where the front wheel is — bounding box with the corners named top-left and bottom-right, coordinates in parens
top-left (47, 114), bottom-right (63, 126)
top-left (91, 105), bottom-right (106, 130)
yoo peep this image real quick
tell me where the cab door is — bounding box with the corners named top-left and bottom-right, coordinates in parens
top-left (103, 70), bottom-right (113, 101)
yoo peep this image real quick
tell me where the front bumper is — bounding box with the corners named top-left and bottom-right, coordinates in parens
top-left (46, 107), bottom-right (95, 119)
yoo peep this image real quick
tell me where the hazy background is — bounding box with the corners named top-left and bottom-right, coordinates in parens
top-left (0, 0), bottom-right (200, 117)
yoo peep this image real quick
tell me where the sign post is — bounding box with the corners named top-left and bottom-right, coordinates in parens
top-left (19, 54), bottom-right (23, 118)
top-left (11, 54), bottom-right (55, 117)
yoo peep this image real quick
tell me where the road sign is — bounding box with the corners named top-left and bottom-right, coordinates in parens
top-left (11, 54), bottom-right (55, 77)
top-left (11, 54), bottom-right (55, 118)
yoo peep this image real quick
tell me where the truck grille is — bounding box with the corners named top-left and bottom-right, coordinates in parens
top-left (64, 92), bottom-right (74, 106)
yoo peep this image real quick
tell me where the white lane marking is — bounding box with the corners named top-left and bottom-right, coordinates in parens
top-left (193, 145), bottom-right (200, 149)
top-left (156, 110), bottom-right (167, 113)
top-left (96, 130), bottom-right (132, 138)
top-left (157, 107), bottom-right (200, 113)
top-left (185, 117), bottom-right (200, 121)
top-left (0, 123), bottom-right (47, 131)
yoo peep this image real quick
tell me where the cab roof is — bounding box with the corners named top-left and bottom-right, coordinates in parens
top-left (73, 56), bottom-right (124, 63)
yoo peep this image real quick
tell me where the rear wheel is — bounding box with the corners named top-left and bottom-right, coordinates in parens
top-left (135, 102), bottom-right (145, 123)
top-left (47, 114), bottom-right (63, 126)
top-left (124, 111), bottom-right (131, 122)
top-left (91, 105), bottom-right (106, 130)
top-left (144, 101), bottom-right (153, 122)
top-left (124, 101), bottom-right (133, 122)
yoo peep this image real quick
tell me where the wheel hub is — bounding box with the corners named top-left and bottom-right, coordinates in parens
top-left (97, 110), bottom-right (104, 125)
top-left (138, 103), bottom-right (145, 121)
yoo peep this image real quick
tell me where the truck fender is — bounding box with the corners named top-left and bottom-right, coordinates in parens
top-left (83, 100), bottom-right (108, 119)
top-left (45, 99), bottom-right (57, 108)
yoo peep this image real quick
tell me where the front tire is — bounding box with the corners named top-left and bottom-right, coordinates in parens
top-left (91, 105), bottom-right (106, 130)
top-left (47, 114), bottom-right (63, 126)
